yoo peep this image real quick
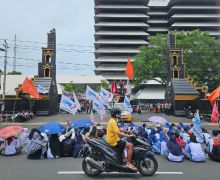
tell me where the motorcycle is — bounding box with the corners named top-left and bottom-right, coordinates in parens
top-left (82, 135), bottom-right (158, 177)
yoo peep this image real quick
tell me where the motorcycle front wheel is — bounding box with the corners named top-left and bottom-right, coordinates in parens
top-left (138, 156), bottom-right (158, 176)
top-left (82, 157), bottom-right (101, 177)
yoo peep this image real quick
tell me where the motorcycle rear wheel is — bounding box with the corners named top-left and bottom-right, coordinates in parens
top-left (138, 156), bottom-right (158, 176)
top-left (82, 157), bottom-right (101, 177)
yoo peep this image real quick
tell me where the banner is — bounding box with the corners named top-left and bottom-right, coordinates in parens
top-left (111, 81), bottom-right (117, 93)
top-left (37, 85), bottom-right (47, 94)
top-left (60, 94), bottom-right (78, 115)
top-left (211, 102), bottom-right (219, 123)
top-left (192, 123), bottom-right (204, 143)
top-left (86, 86), bottom-right (99, 101)
top-left (93, 99), bottom-right (106, 114)
top-left (20, 77), bottom-right (41, 100)
top-left (208, 85), bottom-right (220, 105)
top-left (73, 92), bottom-right (81, 110)
top-left (100, 88), bottom-right (113, 103)
top-left (125, 57), bottom-right (134, 80)
top-left (125, 80), bottom-right (131, 95)
top-left (123, 96), bottom-right (133, 114)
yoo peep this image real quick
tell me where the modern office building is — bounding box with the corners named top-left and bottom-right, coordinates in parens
top-left (94, 0), bottom-right (220, 81)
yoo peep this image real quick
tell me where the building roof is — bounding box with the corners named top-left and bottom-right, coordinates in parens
top-left (171, 79), bottom-right (200, 95)
top-left (134, 88), bottom-right (165, 100)
top-left (0, 75), bottom-right (106, 96)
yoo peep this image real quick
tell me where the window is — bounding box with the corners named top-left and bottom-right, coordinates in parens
top-left (44, 68), bottom-right (50, 77)
top-left (174, 69), bottom-right (179, 79)
top-left (46, 55), bottom-right (51, 63)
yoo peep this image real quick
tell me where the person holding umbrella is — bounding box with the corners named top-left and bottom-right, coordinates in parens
top-left (0, 126), bottom-right (24, 156)
top-left (0, 126), bottom-right (23, 155)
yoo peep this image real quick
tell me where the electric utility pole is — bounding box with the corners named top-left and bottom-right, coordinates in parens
top-left (13, 35), bottom-right (17, 72)
top-left (0, 40), bottom-right (9, 112)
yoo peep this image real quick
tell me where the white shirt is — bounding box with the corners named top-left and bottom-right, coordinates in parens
top-left (185, 143), bottom-right (205, 161)
top-left (168, 152), bottom-right (183, 162)
top-left (4, 138), bottom-right (19, 155)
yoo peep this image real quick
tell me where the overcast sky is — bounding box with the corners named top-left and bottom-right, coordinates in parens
top-left (0, 0), bottom-right (95, 76)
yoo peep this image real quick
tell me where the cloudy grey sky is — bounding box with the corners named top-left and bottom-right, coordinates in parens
top-left (0, 0), bottom-right (95, 76)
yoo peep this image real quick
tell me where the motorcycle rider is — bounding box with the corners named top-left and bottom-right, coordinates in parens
top-left (106, 108), bottom-right (137, 171)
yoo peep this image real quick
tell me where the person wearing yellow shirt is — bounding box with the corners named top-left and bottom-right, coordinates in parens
top-left (106, 108), bottom-right (137, 171)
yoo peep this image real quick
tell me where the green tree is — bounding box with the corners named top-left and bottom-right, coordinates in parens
top-left (64, 84), bottom-right (73, 92)
top-left (7, 71), bottom-right (22, 75)
top-left (101, 80), bottom-right (110, 89)
top-left (64, 84), bottom-right (84, 93)
top-left (134, 30), bottom-right (220, 91)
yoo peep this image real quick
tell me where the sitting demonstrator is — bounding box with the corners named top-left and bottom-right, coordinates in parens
top-left (208, 130), bottom-right (220, 162)
top-left (0, 136), bottom-right (21, 156)
top-left (25, 128), bottom-right (46, 159)
top-left (183, 134), bottom-right (206, 162)
top-left (165, 135), bottom-right (184, 162)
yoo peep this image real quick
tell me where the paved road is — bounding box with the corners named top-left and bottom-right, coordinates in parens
top-left (0, 113), bottom-right (219, 180)
top-left (0, 152), bottom-right (219, 180)
top-left (0, 112), bottom-right (218, 131)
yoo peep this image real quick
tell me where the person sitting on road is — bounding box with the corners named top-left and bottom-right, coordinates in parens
top-left (106, 108), bottom-right (137, 171)
top-left (165, 135), bottom-right (184, 162)
top-left (25, 128), bottom-right (46, 159)
top-left (183, 134), bottom-right (206, 162)
top-left (160, 128), bottom-right (169, 156)
top-left (149, 128), bottom-right (161, 154)
top-left (175, 132), bottom-right (185, 149)
top-left (47, 134), bottom-right (62, 159)
top-left (0, 136), bottom-right (22, 156)
top-left (207, 130), bottom-right (220, 162)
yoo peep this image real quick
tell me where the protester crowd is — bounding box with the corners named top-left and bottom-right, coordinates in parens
top-left (0, 120), bottom-right (219, 163)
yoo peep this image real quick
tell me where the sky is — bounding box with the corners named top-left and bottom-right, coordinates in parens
top-left (0, 0), bottom-right (95, 76)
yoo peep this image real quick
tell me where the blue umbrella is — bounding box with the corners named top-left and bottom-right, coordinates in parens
top-left (70, 119), bottom-right (93, 129)
top-left (38, 122), bottom-right (66, 134)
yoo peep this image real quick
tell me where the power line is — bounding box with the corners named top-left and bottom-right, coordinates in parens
top-left (0, 38), bottom-right (94, 48)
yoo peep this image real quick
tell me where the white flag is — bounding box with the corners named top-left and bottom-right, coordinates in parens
top-left (93, 99), bottom-right (106, 117)
top-left (123, 96), bottom-right (133, 114)
top-left (37, 85), bottom-right (47, 94)
top-left (100, 88), bottom-right (114, 103)
top-left (86, 86), bottom-right (99, 101)
top-left (60, 94), bottom-right (78, 115)
top-left (125, 80), bottom-right (131, 96)
top-left (73, 92), bottom-right (81, 110)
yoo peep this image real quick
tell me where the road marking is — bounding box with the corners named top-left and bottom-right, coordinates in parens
top-left (57, 171), bottom-right (183, 175)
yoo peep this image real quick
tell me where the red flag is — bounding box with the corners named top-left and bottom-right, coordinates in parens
top-left (111, 81), bottom-right (117, 93)
top-left (20, 77), bottom-right (41, 100)
top-left (208, 85), bottom-right (220, 105)
top-left (211, 102), bottom-right (219, 123)
top-left (125, 57), bottom-right (134, 80)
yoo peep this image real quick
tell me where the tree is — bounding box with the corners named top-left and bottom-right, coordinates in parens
top-left (64, 84), bottom-right (84, 93)
top-left (101, 80), bottom-right (110, 89)
top-left (133, 30), bottom-right (220, 91)
top-left (64, 84), bottom-right (73, 92)
top-left (7, 71), bottom-right (22, 75)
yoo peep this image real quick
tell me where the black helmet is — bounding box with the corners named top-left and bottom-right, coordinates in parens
top-left (110, 108), bottom-right (121, 117)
